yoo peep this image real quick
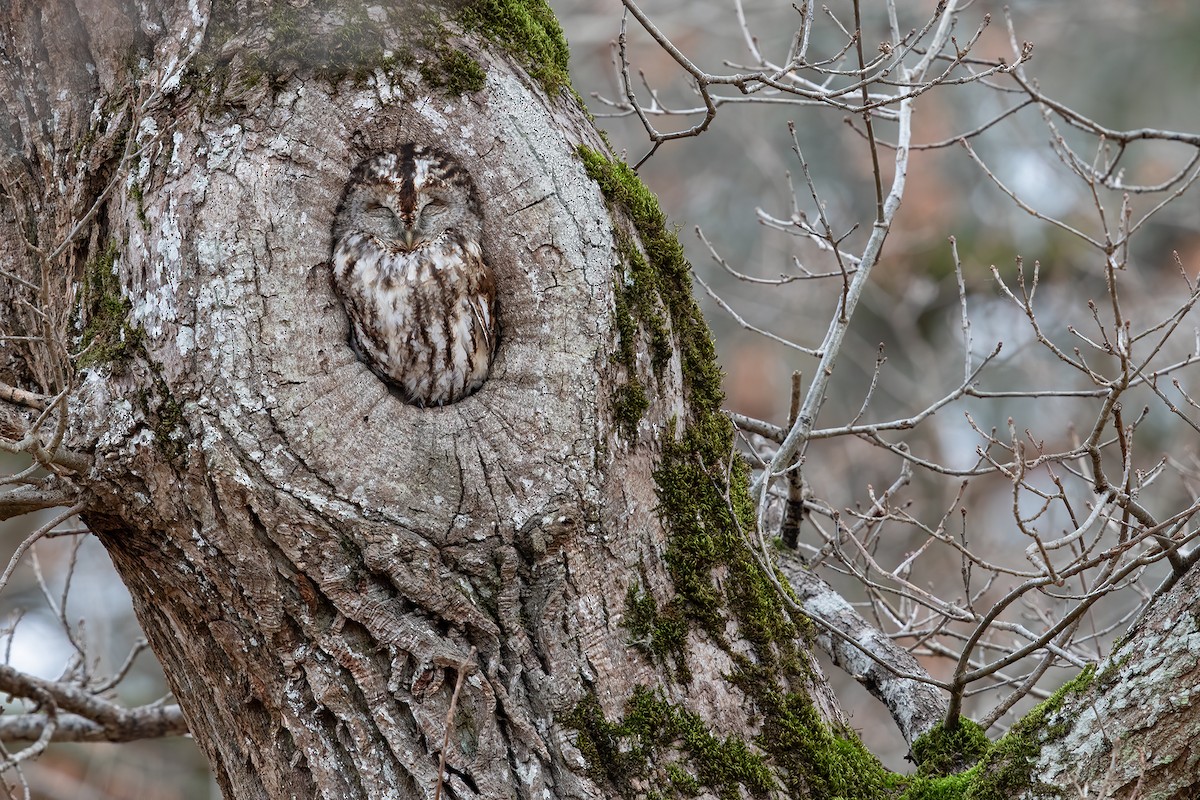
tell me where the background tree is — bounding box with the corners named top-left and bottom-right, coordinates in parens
top-left (3, 1), bottom-right (1200, 799)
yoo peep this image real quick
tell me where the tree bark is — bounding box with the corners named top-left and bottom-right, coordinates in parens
top-left (1016, 567), bottom-right (1200, 798)
top-left (11, 2), bottom-right (1200, 799)
top-left (2, 2), bottom-right (848, 798)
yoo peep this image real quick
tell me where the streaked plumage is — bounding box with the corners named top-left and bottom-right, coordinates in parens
top-left (331, 146), bottom-right (497, 406)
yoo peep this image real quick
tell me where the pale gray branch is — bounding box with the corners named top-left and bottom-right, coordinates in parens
top-left (779, 553), bottom-right (946, 745)
top-left (0, 664), bottom-right (187, 742)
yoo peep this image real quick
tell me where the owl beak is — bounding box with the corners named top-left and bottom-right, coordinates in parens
top-left (403, 230), bottom-right (417, 250)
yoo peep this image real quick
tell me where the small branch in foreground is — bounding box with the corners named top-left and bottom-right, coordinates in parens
top-left (0, 503), bottom-right (87, 595)
top-left (0, 384), bottom-right (49, 412)
top-left (782, 371), bottom-right (806, 550)
top-left (0, 481), bottom-right (82, 521)
top-left (434, 648), bottom-right (477, 800)
top-left (0, 705), bottom-right (188, 744)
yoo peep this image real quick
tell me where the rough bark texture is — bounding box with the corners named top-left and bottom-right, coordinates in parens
top-left (2, 2), bottom-right (848, 798)
top-left (1016, 567), bottom-right (1200, 799)
top-left (10, 2), bottom-right (1200, 799)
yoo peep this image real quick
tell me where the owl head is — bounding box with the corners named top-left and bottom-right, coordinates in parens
top-left (333, 145), bottom-right (482, 251)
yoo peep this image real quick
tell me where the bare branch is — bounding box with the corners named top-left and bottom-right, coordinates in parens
top-left (0, 481), bottom-right (82, 521)
top-left (0, 706), bottom-right (187, 744)
top-left (0, 385), bottom-right (49, 413)
top-left (778, 553), bottom-right (946, 744)
top-left (0, 503), bottom-right (86, 595)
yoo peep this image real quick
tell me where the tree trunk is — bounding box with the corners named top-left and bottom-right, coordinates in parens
top-left (1, 2), bottom-right (848, 797)
top-left (9, 2), bottom-right (1200, 799)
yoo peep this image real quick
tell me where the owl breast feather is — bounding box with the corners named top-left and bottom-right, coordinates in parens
top-left (331, 231), bottom-right (496, 406)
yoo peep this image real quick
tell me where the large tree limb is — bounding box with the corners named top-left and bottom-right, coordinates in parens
top-left (1015, 565), bottom-right (1200, 797)
top-left (779, 553), bottom-right (946, 746)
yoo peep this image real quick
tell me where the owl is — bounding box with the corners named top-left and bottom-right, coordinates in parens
top-left (331, 145), bottom-right (498, 406)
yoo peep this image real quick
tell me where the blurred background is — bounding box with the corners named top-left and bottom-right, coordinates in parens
top-left (0, 453), bottom-right (212, 798)
top-left (4, 0), bottom-right (1200, 795)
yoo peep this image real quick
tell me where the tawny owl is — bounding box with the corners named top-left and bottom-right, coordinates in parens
top-left (331, 145), bottom-right (498, 406)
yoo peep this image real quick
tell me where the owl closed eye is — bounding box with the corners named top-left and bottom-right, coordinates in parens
top-left (330, 145), bottom-right (498, 406)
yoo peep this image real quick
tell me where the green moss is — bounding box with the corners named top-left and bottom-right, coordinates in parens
top-left (615, 229), bottom-right (673, 375)
top-left (612, 378), bottom-right (650, 440)
top-left (419, 47), bottom-right (486, 94)
top-left (1094, 649), bottom-right (1130, 689)
top-left (567, 688), bottom-right (777, 799)
top-left (751, 687), bottom-right (893, 798)
top-left (570, 683), bottom-right (914, 800)
top-left (137, 377), bottom-right (187, 463)
top-left (127, 182), bottom-right (148, 229)
top-left (612, 264), bottom-right (640, 369)
top-left (456, 0), bottom-right (572, 96)
top-left (911, 719), bottom-right (991, 777)
top-left (607, 231), bottom-right (665, 440)
top-left (579, 146), bottom-right (781, 653)
top-left (568, 693), bottom-right (644, 791)
top-left (76, 241), bottom-right (144, 369)
top-left (965, 666), bottom-right (1095, 800)
top-left (900, 768), bottom-right (980, 800)
top-left (624, 582), bottom-right (690, 683)
top-left (654, 421), bottom-right (804, 653)
top-left (74, 243), bottom-right (189, 460)
top-left (581, 147), bottom-right (722, 438)
top-left (577, 147), bottom-right (906, 800)
top-left (578, 148), bottom-right (724, 419)
top-left (664, 763), bottom-right (702, 796)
